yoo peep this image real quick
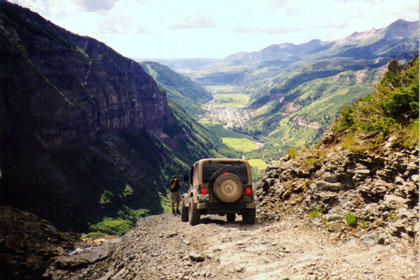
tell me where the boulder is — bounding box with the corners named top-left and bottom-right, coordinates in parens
top-left (55, 241), bottom-right (116, 269)
top-left (383, 195), bottom-right (407, 210)
top-left (316, 180), bottom-right (342, 191)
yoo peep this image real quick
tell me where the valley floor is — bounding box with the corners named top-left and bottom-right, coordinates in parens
top-left (49, 213), bottom-right (418, 280)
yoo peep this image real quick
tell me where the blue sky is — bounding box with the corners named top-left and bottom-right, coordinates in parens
top-left (10, 0), bottom-right (419, 59)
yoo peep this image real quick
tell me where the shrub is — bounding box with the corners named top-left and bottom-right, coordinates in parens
top-left (82, 231), bottom-right (105, 239)
top-left (89, 217), bottom-right (133, 236)
top-left (341, 134), bottom-right (362, 153)
top-left (304, 157), bottom-right (317, 168)
top-left (116, 205), bottom-right (149, 223)
top-left (288, 148), bottom-right (298, 158)
top-left (309, 208), bottom-right (321, 219)
top-left (392, 120), bottom-right (419, 149)
top-left (358, 220), bottom-right (369, 228)
top-left (382, 88), bottom-right (419, 122)
top-left (334, 105), bottom-right (354, 132)
top-left (99, 190), bottom-right (113, 204)
top-left (332, 56), bottom-right (418, 151)
top-left (388, 211), bottom-right (397, 221)
top-left (121, 184), bottom-right (134, 198)
top-left (345, 213), bottom-right (357, 227)
top-left (304, 179), bottom-right (312, 189)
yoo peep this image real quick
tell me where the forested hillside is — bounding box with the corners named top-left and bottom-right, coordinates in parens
top-left (141, 61), bottom-right (213, 116)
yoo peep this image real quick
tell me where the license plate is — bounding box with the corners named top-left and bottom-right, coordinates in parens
top-left (197, 194), bottom-right (209, 201)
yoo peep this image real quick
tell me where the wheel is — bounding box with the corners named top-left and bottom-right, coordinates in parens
top-left (242, 208), bottom-right (256, 224)
top-left (188, 202), bottom-right (200, 226)
top-left (226, 213), bottom-right (235, 223)
top-left (181, 202), bottom-right (188, 222)
top-left (213, 174), bottom-right (243, 203)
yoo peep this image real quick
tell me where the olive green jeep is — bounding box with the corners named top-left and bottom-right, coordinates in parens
top-left (181, 158), bottom-right (256, 225)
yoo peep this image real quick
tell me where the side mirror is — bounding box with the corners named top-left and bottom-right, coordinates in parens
top-left (183, 174), bottom-right (189, 182)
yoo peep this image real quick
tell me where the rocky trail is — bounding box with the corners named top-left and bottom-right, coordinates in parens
top-left (47, 213), bottom-right (417, 280)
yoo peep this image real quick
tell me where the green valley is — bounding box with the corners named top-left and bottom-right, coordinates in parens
top-left (165, 19), bottom-right (419, 162)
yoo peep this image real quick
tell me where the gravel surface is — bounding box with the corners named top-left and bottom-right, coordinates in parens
top-left (50, 213), bottom-right (418, 280)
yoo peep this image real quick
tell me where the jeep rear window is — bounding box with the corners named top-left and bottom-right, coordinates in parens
top-left (202, 161), bottom-right (248, 184)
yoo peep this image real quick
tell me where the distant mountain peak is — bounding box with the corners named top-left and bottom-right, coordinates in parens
top-left (390, 18), bottom-right (411, 26)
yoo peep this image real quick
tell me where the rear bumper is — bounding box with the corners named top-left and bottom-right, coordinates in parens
top-left (197, 201), bottom-right (255, 214)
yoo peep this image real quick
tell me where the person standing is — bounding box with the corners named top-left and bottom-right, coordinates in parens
top-left (169, 176), bottom-right (182, 215)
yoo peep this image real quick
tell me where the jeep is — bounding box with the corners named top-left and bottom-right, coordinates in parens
top-left (181, 158), bottom-right (256, 225)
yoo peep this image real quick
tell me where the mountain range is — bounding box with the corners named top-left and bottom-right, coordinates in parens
top-left (162, 18), bottom-right (419, 161)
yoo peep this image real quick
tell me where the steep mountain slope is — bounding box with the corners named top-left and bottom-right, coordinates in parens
top-left (0, 2), bottom-right (232, 234)
top-left (257, 56), bottom-right (418, 244)
top-left (145, 57), bottom-right (218, 72)
top-left (141, 61), bottom-right (212, 116)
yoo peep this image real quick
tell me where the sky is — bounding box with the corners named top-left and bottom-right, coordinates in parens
top-left (9, 0), bottom-right (419, 59)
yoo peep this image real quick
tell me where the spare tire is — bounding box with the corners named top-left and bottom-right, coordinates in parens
top-left (213, 173), bottom-right (243, 203)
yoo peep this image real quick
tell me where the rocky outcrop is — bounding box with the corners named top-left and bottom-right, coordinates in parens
top-left (0, 2), bottom-right (171, 151)
top-left (256, 136), bottom-right (418, 244)
top-left (0, 205), bottom-right (78, 280)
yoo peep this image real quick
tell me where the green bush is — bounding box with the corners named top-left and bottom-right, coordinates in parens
top-left (99, 190), bottom-right (113, 204)
top-left (309, 208), bottom-right (321, 219)
top-left (82, 231), bottom-right (106, 239)
top-left (304, 179), bottom-right (312, 189)
top-left (332, 56), bottom-right (418, 147)
top-left (288, 148), bottom-right (298, 158)
top-left (335, 105), bottom-right (354, 132)
top-left (341, 134), bottom-right (362, 153)
top-left (304, 157), bottom-right (317, 168)
top-left (382, 88), bottom-right (419, 122)
top-left (345, 213), bottom-right (357, 227)
top-left (116, 205), bottom-right (149, 223)
top-left (89, 217), bottom-right (133, 236)
top-left (358, 220), bottom-right (369, 228)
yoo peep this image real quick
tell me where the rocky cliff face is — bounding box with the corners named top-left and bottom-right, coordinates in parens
top-left (0, 2), bottom-right (171, 151)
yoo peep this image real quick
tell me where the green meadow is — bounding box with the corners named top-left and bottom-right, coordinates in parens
top-left (204, 125), bottom-right (257, 152)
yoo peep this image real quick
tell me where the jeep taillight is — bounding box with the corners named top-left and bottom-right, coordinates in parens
top-left (245, 186), bottom-right (252, 195)
top-left (200, 187), bottom-right (208, 195)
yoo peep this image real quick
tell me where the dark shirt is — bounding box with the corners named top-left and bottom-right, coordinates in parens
top-left (170, 179), bottom-right (181, 192)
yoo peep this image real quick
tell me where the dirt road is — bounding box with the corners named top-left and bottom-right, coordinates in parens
top-left (51, 213), bottom-right (418, 280)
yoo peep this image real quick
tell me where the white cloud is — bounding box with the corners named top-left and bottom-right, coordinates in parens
top-left (75, 0), bottom-right (119, 12)
top-left (171, 14), bottom-right (216, 29)
top-left (9, 0), bottom-right (420, 58)
top-left (233, 27), bottom-right (304, 34)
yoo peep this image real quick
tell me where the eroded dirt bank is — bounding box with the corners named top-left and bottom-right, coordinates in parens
top-left (48, 214), bottom-right (418, 280)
